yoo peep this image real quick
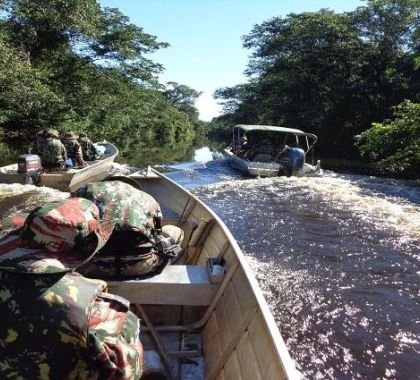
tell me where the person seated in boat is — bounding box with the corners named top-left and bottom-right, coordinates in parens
top-left (62, 131), bottom-right (87, 168)
top-left (72, 176), bottom-right (184, 279)
top-left (37, 128), bottom-right (68, 171)
top-left (0, 197), bottom-right (143, 380)
top-left (236, 134), bottom-right (248, 155)
top-left (79, 132), bottom-right (100, 161)
top-left (28, 129), bottom-right (47, 154)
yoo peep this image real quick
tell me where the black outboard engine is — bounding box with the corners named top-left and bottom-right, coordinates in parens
top-left (17, 154), bottom-right (42, 184)
top-left (278, 147), bottom-right (305, 176)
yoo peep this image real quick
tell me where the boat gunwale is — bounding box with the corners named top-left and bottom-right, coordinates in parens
top-left (145, 167), bottom-right (300, 379)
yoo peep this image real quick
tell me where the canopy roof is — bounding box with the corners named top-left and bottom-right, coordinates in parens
top-left (234, 124), bottom-right (317, 139)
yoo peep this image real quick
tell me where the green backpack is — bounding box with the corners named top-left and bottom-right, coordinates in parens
top-left (72, 177), bottom-right (183, 278)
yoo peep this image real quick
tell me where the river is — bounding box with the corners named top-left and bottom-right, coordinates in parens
top-left (1, 148), bottom-right (419, 379)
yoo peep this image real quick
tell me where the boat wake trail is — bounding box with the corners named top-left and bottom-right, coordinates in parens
top-left (193, 172), bottom-right (420, 379)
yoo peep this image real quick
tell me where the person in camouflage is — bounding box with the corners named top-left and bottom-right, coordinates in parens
top-left (28, 129), bottom-right (47, 154)
top-left (37, 128), bottom-right (67, 171)
top-left (72, 177), bottom-right (184, 278)
top-left (0, 197), bottom-right (143, 379)
top-left (79, 132), bottom-right (99, 161)
top-left (62, 131), bottom-right (87, 167)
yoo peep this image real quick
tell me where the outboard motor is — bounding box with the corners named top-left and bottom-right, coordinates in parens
top-left (17, 154), bottom-right (42, 184)
top-left (278, 147), bottom-right (305, 176)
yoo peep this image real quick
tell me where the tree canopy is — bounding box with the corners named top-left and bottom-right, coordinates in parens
top-left (356, 100), bottom-right (420, 177)
top-left (214, 0), bottom-right (419, 165)
top-left (0, 0), bottom-right (200, 165)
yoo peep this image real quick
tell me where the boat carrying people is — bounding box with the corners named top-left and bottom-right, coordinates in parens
top-left (223, 124), bottom-right (322, 177)
top-left (0, 136), bottom-right (118, 191)
top-left (0, 170), bottom-right (301, 379)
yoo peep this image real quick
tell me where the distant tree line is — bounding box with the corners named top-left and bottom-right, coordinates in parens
top-left (0, 0), bottom-right (202, 165)
top-left (213, 0), bottom-right (419, 178)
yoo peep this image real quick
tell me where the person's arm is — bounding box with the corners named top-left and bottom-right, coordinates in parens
top-left (87, 293), bottom-right (143, 380)
top-left (61, 142), bottom-right (68, 161)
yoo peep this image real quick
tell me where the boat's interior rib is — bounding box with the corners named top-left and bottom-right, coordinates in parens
top-left (110, 171), bottom-right (296, 380)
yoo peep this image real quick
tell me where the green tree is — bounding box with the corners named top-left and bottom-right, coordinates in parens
top-left (214, 0), bottom-right (419, 160)
top-left (164, 81), bottom-right (202, 120)
top-left (0, 0), bottom-right (199, 166)
top-left (356, 100), bottom-right (420, 177)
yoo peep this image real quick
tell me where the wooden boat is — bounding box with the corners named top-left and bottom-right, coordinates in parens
top-left (107, 167), bottom-right (300, 379)
top-left (223, 125), bottom-right (322, 177)
top-left (0, 141), bottom-right (118, 192)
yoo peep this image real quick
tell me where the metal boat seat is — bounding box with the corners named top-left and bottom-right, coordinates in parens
top-left (107, 265), bottom-right (217, 306)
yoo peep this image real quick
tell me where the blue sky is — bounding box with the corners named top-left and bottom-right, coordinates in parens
top-left (99, 0), bottom-right (364, 121)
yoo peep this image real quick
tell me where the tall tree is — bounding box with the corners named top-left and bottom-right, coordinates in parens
top-left (214, 0), bottom-right (419, 159)
top-left (0, 0), bottom-right (199, 163)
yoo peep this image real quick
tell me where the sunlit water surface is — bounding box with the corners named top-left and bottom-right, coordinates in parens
top-left (1, 154), bottom-right (419, 379)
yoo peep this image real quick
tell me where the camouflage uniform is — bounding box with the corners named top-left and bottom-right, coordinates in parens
top-left (79, 133), bottom-right (99, 161)
top-left (0, 198), bottom-right (143, 379)
top-left (72, 179), bottom-right (183, 278)
top-left (38, 133), bottom-right (67, 170)
top-left (28, 130), bottom-right (47, 154)
top-left (62, 132), bottom-right (86, 167)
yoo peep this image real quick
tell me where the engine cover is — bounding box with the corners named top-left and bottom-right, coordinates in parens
top-left (17, 154), bottom-right (42, 173)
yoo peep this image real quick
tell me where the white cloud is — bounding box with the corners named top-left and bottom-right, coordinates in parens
top-left (195, 92), bottom-right (223, 121)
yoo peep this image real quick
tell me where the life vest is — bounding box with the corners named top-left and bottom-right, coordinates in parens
top-left (0, 271), bottom-right (106, 379)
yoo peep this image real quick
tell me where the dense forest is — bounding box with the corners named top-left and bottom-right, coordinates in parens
top-left (0, 0), bottom-right (418, 178)
top-left (0, 0), bottom-right (205, 165)
top-left (213, 0), bottom-right (419, 178)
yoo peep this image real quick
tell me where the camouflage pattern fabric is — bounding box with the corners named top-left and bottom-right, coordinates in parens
top-left (38, 137), bottom-right (67, 167)
top-left (72, 181), bottom-right (162, 241)
top-left (0, 198), bottom-right (114, 274)
top-left (88, 293), bottom-right (143, 379)
top-left (0, 271), bottom-right (105, 378)
top-left (28, 135), bottom-right (46, 155)
top-left (79, 222), bottom-right (184, 279)
top-left (0, 271), bottom-right (143, 379)
top-left (72, 180), bottom-right (183, 278)
top-left (79, 235), bottom-right (164, 278)
top-left (62, 138), bottom-right (85, 166)
top-left (79, 137), bottom-right (99, 161)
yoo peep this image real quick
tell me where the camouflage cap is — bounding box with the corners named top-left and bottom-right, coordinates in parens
top-left (0, 198), bottom-right (114, 274)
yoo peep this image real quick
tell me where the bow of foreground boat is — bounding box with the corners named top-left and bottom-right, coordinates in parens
top-left (107, 167), bottom-right (300, 379)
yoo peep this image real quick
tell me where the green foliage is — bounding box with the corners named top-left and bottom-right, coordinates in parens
top-left (214, 0), bottom-right (420, 161)
top-left (0, 0), bottom-right (199, 167)
top-left (356, 100), bottom-right (420, 176)
top-left (164, 82), bottom-right (202, 120)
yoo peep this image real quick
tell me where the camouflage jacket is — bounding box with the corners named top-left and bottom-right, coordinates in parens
top-left (62, 139), bottom-right (84, 165)
top-left (0, 271), bottom-right (143, 379)
top-left (38, 138), bottom-right (67, 166)
top-left (28, 136), bottom-right (46, 155)
top-left (79, 137), bottom-right (99, 161)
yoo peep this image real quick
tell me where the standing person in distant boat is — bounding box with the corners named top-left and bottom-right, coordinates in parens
top-left (79, 133), bottom-right (99, 161)
top-left (37, 128), bottom-right (67, 171)
top-left (62, 131), bottom-right (87, 167)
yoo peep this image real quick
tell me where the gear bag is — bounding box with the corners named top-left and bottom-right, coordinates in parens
top-left (73, 178), bottom-right (183, 278)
